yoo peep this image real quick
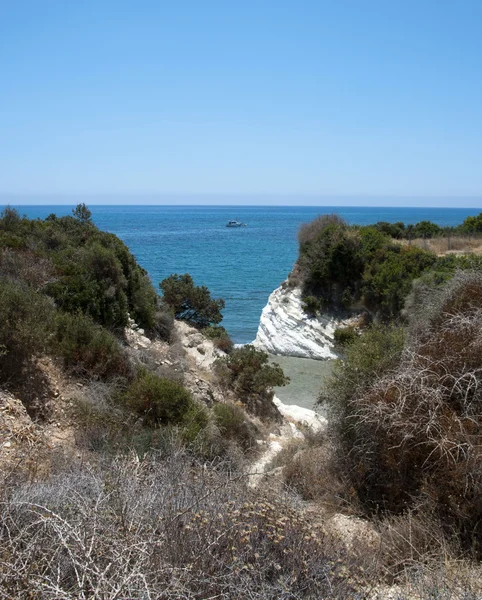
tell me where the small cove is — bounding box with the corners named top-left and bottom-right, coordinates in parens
top-left (269, 354), bottom-right (335, 416)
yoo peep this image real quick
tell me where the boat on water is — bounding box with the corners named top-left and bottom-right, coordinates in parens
top-left (226, 219), bottom-right (247, 228)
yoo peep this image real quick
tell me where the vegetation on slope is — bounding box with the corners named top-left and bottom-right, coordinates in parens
top-left (321, 273), bottom-right (482, 558)
top-left (295, 212), bottom-right (482, 321)
top-left (0, 205), bottom-right (276, 447)
top-left (2, 206), bottom-right (482, 597)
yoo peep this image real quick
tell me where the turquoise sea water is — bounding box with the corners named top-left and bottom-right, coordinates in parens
top-left (7, 205), bottom-right (482, 343)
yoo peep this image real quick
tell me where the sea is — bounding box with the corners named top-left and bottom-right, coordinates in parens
top-left (6, 204), bottom-right (482, 345)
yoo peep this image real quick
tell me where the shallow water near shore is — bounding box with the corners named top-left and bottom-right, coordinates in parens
top-left (269, 355), bottom-right (335, 416)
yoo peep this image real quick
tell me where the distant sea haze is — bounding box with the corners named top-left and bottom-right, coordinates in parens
top-left (8, 204), bottom-right (482, 344)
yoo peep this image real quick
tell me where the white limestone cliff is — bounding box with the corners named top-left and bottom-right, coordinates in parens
top-left (253, 283), bottom-right (353, 360)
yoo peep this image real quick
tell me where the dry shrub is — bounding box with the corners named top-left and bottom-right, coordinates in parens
top-left (283, 443), bottom-right (346, 510)
top-left (378, 511), bottom-right (458, 579)
top-left (337, 272), bottom-right (482, 556)
top-left (70, 381), bottom-right (132, 452)
top-left (0, 451), bottom-right (363, 599)
top-left (212, 334), bottom-right (234, 353)
top-left (153, 306), bottom-right (174, 341)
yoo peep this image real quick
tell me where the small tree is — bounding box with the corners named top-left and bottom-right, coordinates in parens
top-left (214, 345), bottom-right (289, 419)
top-left (160, 273), bottom-right (225, 328)
top-left (460, 212), bottom-right (482, 234)
top-left (72, 203), bottom-right (92, 224)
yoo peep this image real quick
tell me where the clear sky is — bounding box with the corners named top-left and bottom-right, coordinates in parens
top-left (2, 0), bottom-right (482, 204)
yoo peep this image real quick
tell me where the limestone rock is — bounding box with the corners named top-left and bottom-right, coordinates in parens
top-left (253, 283), bottom-right (357, 360)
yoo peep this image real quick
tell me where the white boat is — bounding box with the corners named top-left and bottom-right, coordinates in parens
top-left (226, 219), bottom-right (247, 228)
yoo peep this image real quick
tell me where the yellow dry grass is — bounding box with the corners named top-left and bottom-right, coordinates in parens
top-left (399, 235), bottom-right (482, 256)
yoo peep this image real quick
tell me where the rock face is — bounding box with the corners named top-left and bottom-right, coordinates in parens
top-left (253, 283), bottom-right (349, 360)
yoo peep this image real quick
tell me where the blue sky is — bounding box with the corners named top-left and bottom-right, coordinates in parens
top-left (2, 1), bottom-right (482, 205)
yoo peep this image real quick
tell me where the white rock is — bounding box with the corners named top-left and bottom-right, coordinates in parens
top-left (253, 283), bottom-right (349, 360)
top-left (272, 395), bottom-right (327, 432)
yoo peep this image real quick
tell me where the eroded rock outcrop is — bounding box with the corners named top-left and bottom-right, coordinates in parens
top-left (253, 283), bottom-right (353, 360)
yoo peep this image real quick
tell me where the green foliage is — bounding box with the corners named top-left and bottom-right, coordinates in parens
top-left (321, 324), bottom-right (405, 423)
top-left (212, 402), bottom-right (257, 451)
top-left (0, 206), bottom-right (159, 331)
top-left (160, 273), bottom-right (225, 328)
top-left (180, 403), bottom-right (210, 445)
top-left (294, 210), bottom-right (482, 321)
top-left (301, 295), bottom-right (321, 316)
top-left (362, 245), bottom-right (437, 319)
top-left (373, 221), bottom-right (406, 239)
top-left (333, 326), bottom-right (358, 347)
top-left (460, 212), bottom-right (482, 233)
top-left (0, 206), bottom-right (22, 231)
top-left (122, 370), bottom-right (194, 427)
top-left (215, 345), bottom-right (289, 396)
top-left (52, 312), bottom-right (130, 379)
top-left (410, 220), bottom-right (442, 239)
top-left (296, 213), bottom-right (439, 319)
top-left (202, 324), bottom-right (234, 352)
top-left (298, 218), bottom-right (363, 307)
top-left (202, 325), bottom-right (229, 340)
top-left (47, 243), bottom-right (130, 328)
top-left (72, 203), bottom-right (93, 224)
top-left (0, 281), bottom-right (55, 380)
top-left (214, 345), bottom-right (288, 419)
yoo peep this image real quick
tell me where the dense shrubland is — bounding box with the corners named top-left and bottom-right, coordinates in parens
top-left (0, 205), bottom-right (270, 451)
top-left (296, 212), bottom-right (482, 320)
top-left (0, 205), bottom-right (161, 332)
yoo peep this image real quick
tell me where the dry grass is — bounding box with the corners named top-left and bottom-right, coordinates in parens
top-left (0, 449), bottom-right (365, 599)
top-left (401, 235), bottom-right (482, 256)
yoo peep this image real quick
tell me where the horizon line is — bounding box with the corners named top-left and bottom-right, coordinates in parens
top-left (3, 203), bottom-right (482, 210)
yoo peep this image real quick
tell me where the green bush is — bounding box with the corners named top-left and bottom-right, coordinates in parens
top-left (322, 324), bottom-right (405, 424)
top-left (0, 281), bottom-right (55, 380)
top-left (362, 245), bottom-right (437, 319)
top-left (212, 402), bottom-right (258, 451)
top-left (214, 345), bottom-right (288, 419)
top-left (180, 403), bottom-right (210, 445)
top-left (295, 214), bottom-right (444, 320)
top-left (122, 370), bottom-right (194, 427)
top-left (160, 273), bottom-right (225, 328)
top-left (298, 219), bottom-right (363, 307)
top-left (53, 312), bottom-right (130, 379)
top-left (0, 205), bottom-right (160, 332)
top-left (333, 326), bottom-right (357, 347)
top-left (301, 295), bottom-right (321, 316)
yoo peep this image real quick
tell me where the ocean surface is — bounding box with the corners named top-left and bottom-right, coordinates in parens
top-left (6, 204), bottom-right (482, 343)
